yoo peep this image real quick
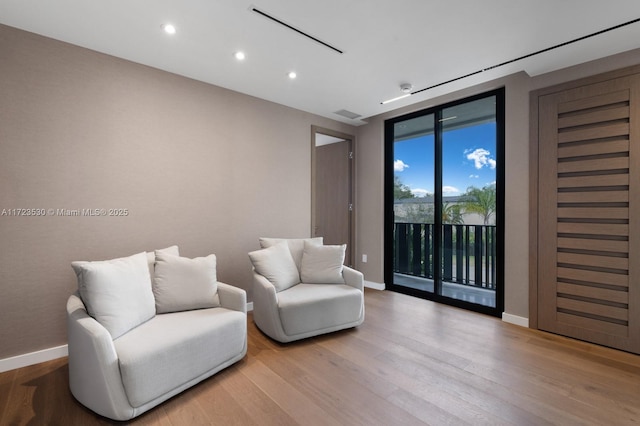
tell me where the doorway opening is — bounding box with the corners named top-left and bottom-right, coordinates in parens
top-left (311, 126), bottom-right (355, 266)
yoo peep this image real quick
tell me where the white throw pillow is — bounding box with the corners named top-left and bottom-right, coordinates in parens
top-left (259, 237), bottom-right (323, 271)
top-left (300, 242), bottom-right (346, 284)
top-left (249, 241), bottom-right (300, 292)
top-left (153, 252), bottom-right (220, 314)
top-left (72, 252), bottom-right (156, 339)
top-left (145, 245), bottom-right (179, 278)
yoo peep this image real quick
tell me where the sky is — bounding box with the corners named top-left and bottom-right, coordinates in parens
top-left (394, 122), bottom-right (497, 197)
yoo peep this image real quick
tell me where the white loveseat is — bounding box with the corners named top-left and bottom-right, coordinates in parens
top-left (66, 246), bottom-right (247, 421)
top-left (249, 237), bottom-right (364, 343)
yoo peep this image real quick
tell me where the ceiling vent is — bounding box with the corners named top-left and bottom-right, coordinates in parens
top-left (333, 109), bottom-right (362, 120)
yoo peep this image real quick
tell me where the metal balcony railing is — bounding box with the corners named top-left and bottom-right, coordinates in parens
top-left (394, 223), bottom-right (497, 290)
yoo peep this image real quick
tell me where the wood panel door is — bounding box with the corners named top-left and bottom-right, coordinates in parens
top-left (537, 74), bottom-right (640, 353)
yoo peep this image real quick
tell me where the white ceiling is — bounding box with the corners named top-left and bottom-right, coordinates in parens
top-left (2, 1), bottom-right (640, 125)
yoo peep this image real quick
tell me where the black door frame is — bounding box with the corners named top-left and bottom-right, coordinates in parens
top-left (384, 88), bottom-right (505, 317)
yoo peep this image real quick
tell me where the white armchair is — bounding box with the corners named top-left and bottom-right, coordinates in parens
top-left (67, 248), bottom-right (247, 421)
top-left (249, 238), bottom-right (364, 343)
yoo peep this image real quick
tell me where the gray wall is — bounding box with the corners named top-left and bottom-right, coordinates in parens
top-left (0, 24), bottom-right (355, 359)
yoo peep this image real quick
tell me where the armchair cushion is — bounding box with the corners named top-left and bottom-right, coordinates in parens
top-left (153, 252), bottom-right (220, 313)
top-left (300, 241), bottom-right (346, 284)
top-left (71, 252), bottom-right (155, 339)
top-left (113, 307), bottom-right (246, 408)
top-left (248, 242), bottom-right (299, 292)
top-left (259, 237), bottom-right (323, 271)
top-left (276, 283), bottom-right (363, 336)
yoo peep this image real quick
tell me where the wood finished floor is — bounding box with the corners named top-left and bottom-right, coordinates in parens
top-left (2, 289), bottom-right (640, 425)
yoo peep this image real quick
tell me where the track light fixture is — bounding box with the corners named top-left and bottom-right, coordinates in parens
top-left (381, 83), bottom-right (413, 104)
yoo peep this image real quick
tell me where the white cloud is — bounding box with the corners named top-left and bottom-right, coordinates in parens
top-left (469, 174), bottom-right (479, 179)
top-left (394, 159), bottom-right (409, 172)
top-left (442, 186), bottom-right (460, 194)
top-left (466, 148), bottom-right (496, 170)
top-left (411, 188), bottom-right (430, 197)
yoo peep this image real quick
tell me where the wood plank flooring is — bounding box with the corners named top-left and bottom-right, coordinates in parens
top-left (2, 289), bottom-right (640, 425)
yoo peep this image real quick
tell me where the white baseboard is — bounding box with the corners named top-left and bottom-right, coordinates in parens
top-left (502, 312), bottom-right (529, 328)
top-left (364, 280), bottom-right (385, 291)
top-left (247, 301), bottom-right (253, 312)
top-left (0, 344), bottom-right (68, 373)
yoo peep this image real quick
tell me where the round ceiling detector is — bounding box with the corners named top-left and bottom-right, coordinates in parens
top-left (400, 83), bottom-right (413, 93)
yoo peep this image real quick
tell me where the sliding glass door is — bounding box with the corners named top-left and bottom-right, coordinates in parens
top-left (385, 89), bottom-right (504, 316)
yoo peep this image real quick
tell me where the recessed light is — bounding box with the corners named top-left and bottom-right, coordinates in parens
top-left (288, 71), bottom-right (297, 79)
top-left (234, 51), bottom-right (246, 61)
top-left (161, 23), bottom-right (176, 35)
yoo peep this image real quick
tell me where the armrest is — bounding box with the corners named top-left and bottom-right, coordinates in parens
top-left (252, 271), bottom-right (278, 307)
top-left (66, 294), bottom-right (134, 420)
top-left (343, 266), bottom-right (364, 292)
top-left (217, 282), bottom-right (247, 313)
top-left (252, 270), bottom-right (289, 340)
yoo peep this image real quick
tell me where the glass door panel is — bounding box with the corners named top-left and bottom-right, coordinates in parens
top-left (440, 97), bottom-right (497, 308)
top-left (392, 114), bottom-right (435, 294)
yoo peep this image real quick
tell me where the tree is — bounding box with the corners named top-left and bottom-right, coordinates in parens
top-left (442, 202), bottom-right (464, 225)
top-left (394, 175), bottom-right (415, 200)
top-left (462, 184), bottom-right (496, 225)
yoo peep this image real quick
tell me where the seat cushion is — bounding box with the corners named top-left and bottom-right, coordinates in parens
top-left (113, 308), bottom-right (246, 408)
top-left (276, 284), bottom-right (363, 336)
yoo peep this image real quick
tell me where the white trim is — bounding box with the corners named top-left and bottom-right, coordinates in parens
top-left (364, 280), bottom-right (385, 291)
top-left (0, 344), bottom-right (68, 373)
top-left (502, 312), bottom-right (529, 328)
top-left (247, 301), bottom-right (254, 312)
